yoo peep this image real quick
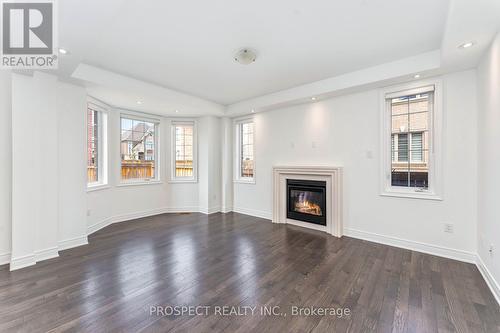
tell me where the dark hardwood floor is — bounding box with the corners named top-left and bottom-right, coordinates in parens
top-left (0, 212), bottom-right (498, 332)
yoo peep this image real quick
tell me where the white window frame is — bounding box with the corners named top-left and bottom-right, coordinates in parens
top-left (118, 111), bottom-right (161, 186)
top-left (86, 100), bottom-right (109, 191)
top-left (170, 120), bottom-right (198, 183)
top-left (380, 80), bottom-right (443, 200)
top-left (234, 117), bottom-right (256, 184)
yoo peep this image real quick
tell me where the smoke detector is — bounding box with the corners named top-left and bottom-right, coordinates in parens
top-left (234, 48), bottom-right (257, 65)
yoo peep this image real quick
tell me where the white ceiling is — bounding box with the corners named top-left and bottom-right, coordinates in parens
top-left (59, 0), bottom-right (451, 105)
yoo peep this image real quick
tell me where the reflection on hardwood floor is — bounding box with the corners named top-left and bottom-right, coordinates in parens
top-left (0, 212), bottom-right (498, 332)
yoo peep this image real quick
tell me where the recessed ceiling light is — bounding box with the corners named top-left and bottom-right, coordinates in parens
top-left (311, 97), bottom-right (316, 101)
top-left (175, 110), bottom-right (179, 113)
top-left (251, 109), bottom-right (255, 113)
top-left (458, 41), bottom-right (474, 49)
top-left (136, 100), bottom-right (143, 105)
top-left (414, 74), bottom-right (421, 79)
top-left (58, 48), bottom-right (68, 54)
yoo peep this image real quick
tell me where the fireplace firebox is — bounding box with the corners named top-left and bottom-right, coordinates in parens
top-left (286, 179), bottom-right (327, 226)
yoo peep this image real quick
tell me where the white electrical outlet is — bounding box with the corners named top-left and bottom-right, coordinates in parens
top-left (87, 209), bottom-right (91, 217)
top-left (444, 223), bottom-right (454, 233)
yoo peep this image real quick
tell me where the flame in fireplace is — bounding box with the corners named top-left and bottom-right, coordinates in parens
top-left (294, 198), bottom-right (323, 216)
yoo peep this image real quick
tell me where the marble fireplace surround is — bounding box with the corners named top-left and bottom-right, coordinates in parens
top-left (272, 166), bottom-right (343, 237)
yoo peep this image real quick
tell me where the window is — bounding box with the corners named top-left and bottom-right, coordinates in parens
top-left (381, 82), bottom-right (442, 199)
top-left (235, 119), bottom-right (255, 182)
top-left (87, 103), bottom-right (107, 187)
top-left (171, 121), bottom-right (197, 182)
top-left (120, 116), bottom-right (159, 182)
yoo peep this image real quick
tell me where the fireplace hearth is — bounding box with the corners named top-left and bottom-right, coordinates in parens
top-left (287, 179), bottom-right (327, 226)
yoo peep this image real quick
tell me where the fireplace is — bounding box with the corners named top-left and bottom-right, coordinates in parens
top-left (286, 179), bottom-right (327, 226)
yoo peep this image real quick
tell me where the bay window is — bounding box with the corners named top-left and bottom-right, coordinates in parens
top-left (171, 121), bottom-right (197, 182)
top-left (87, 102), bottom-right (107, 187)
top-left (120, 115), bottom-right (159, 182)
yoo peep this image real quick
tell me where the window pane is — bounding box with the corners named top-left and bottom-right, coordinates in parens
top-left (87, 109), bottom-right (98, 183)
top-left (121, 117), bottom-right (156, 180)
top-left (389, 92), bottom-right (432, 188)
top-left (240, 122), bottom-right (254, 178)
top-left (409, 162), bottom-right (429, 188)
top-left (411, 132), bottom-right (423, 162)
top-left (397, 133), bottom-right (408, 162)
top-left (175, 124), bottom-right (194, 177)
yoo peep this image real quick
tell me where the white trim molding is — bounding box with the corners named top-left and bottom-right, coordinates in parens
top-left (10, 254), bottom-right (36, 271)
top-left (344, 228), bottom-right (476, 263)
top-left (0, 252), bottom-right (11, 266)
top-left (272, 166), bottom-right (343, 237)
top-left (476, 255), bottom-right (500, 306)
top-left (87, 206), bottom-right (218, 235)
top-left (10, 247), bottom-right (60, 271)
top-left (58, 236), bottom-right (89, 251)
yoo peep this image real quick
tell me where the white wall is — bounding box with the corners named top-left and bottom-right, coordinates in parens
top-left (198, 116), bottom-right (222, 214)
top-left (233, 70), bottom-right (478, 258)
top-left (0, 71), bottom-right (12, 265)
top-left (57, 81), bottom-right (88, 248)
top-left (10, 72), bottom-right (88, 269)
top-left (477, 32), bottom-right (500, 296)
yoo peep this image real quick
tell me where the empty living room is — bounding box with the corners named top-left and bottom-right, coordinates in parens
top-left (1, 0), bottom-right (500, 332)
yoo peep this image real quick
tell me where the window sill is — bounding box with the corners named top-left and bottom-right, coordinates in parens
top-left (234, 178), bottom-right (256, 185)
top-left (117, 180), bottom-right (163, 187)
top-left (168, 179), bottom-right (198, 184)
top-left (86, 184), bottom-right (111, 192)
top-left (380, 189), bottom-right (442, 201)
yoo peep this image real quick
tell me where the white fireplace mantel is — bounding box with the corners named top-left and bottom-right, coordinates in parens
top-left (272, 166), bottom-right (343, 237)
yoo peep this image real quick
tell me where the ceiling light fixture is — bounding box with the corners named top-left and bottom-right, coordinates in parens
top-left (251, 109), bottom-right (255, 113)
top-left (175, 110), bottom-right (179, 113)
top-left (234, 48), bottom-right (257, 65)
top-left (311, 97), bottom-right (316, 101)
top-left (58, 48), bottom-right (68, 55)
top-left (137, 100), bottom-right (143, 105)
top-left (414, 74), bottom-right (421, 79)
top-left (458, 41), bottom-right (474, 49)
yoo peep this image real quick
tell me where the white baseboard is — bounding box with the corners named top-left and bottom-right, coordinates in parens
top-left (344, 228), bottom-right (476, 263)
top-left (58, 236), bottom-right (89, 251)
top-left (87, 217), bottom-right (113, 235)
top-left (476, 254), bottom-right (500, 306)
top-left (221, 206), bottom-right (233, 213)
top-left (199, 206), bottom-right (221, 215)
top-left (164, 206), bottom-right (201, 214)
top-left (10, 253), bottom-right (36, 271)
top-left (233, 207), bottom-right (272, 220)
top-left (87, 206), bottom-right (214, 236)
top-left (35, 246), bottom-right (59, 262)
top-left (112, 207), bottom-right (172, 224)
top-left (11, 248), bottom-right (58, 271)
top-left (0, 252), bottom-right (11, 266)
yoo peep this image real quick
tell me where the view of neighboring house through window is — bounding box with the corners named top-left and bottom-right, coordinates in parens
top-left (87, 107), bottom-right (99, 184)
top-left (389, 92), bottom-right (431, 188)
top-left (173, 122), bottom-right (195, 179)
top-left (120, 116), bottom-right (158, 181)
top-left (236, 120), bottom-right (254, 180)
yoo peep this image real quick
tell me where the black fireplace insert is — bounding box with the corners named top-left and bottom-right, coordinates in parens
top-left (286, 179), bottom-right (327, 226)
